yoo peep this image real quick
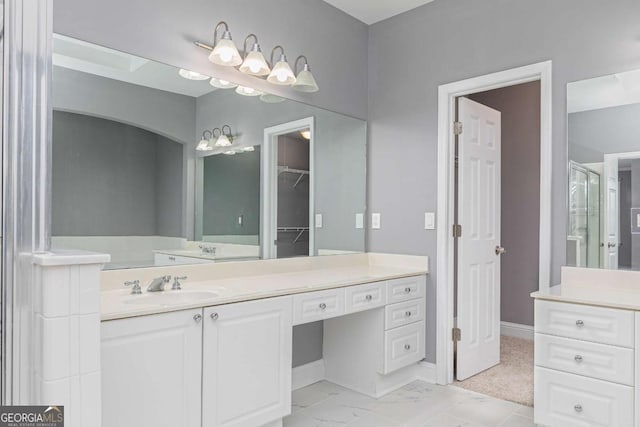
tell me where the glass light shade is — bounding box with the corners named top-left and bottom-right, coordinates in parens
top-left (243, 146), bottom-right (255, 152)
top-left (235, 85), bottom-right (262, 97)
top-left (208, 37), bottom-right (242, 66)
top-left (260, 93), bottom-right (285, 103)
top-left (224, 150), bottom-right (236, 155)
top-left (196, 138), bottom-right (213, 151)
top-left (215, 134), bottom-right (232, 147)
top-left (239, 49), bottom-right (270, 76)
top-left (292, 69), bottom-right (319, 93)
top-left (179, 69), bottom-right (209, 80)
top-left (267, 60), bottom-right (296, 85)
top-left (210, 77), bottom-right (237, 89)
top-left (299, 129), bottom-right (311, 140)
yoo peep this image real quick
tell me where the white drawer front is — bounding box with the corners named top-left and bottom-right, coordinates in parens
top-left (534, 367), bottom-right (633, 427)
top-left (535, 300), bottom-right (634, 348)
top-left (381, 321), bottom-right (425, 374)
top-left (385, 299), bottom-right (424, 330)
top-left (387, 276), bottom-right (425, 304)
top-left (345, 282), bottom-right (386, 314)
top-left (293, 288), bottom-right (345, 325)
top-left (535, 333), bottom-right (634, 386)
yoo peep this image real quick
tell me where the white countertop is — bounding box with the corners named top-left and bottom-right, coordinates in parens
top-left (153, 248), bottom-right (258, 262)
top-left (101, 253), bottom-right (428, 321)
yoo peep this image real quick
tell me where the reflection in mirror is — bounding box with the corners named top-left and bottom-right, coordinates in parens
top-left (567, 69), bottom-right (640, 270)
top-left (50, 34), bottom-right (366, 270)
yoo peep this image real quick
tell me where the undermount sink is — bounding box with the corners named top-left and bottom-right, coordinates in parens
top-left (123, 290), bottom-right (219, 305)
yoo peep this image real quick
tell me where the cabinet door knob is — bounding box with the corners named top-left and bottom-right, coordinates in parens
top-left (210, 313), bottom-right (219, 320)
top-left (404, 344), bottom-right (411, 350)
top-left (405, 311), bottom-right (412, 317)
top-left (574, 404), bottom-right (583, 413)
top-left (319, 303), bottom-right (327, 310)
top-left (365, 294), bottom-right (373, 301)
top-left (193, 314), bottom-right (202, 323)
top-left (404, 287), bottom-right (412, 294)
top-left (575, 320), bottom-right (584, 327)
top-left (574, 355), bottom-right (583, 363)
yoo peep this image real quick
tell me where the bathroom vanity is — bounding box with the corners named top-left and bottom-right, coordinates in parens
top-left (99, 253), bottom-right (429, 427)
top-left (532, 267), bottom-right (640, 427)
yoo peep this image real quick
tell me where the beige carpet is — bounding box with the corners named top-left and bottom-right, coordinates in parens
top-left (453, 335), bottom-right (534, 407)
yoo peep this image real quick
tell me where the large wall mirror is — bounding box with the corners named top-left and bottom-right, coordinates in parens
top-left (51, 34), bottom-right (367, 270)
top-left (567, 69), bottom-right (640, 270)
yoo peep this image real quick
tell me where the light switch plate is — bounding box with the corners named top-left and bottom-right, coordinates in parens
top-left (371, 213), bottom-right (381, 229)
top-left (238, 215), bottom-right (243, 226)
top-left (315, 213), bottom-right (323, 228)
top-left (355, 213), bottom-right (364, 229)
top-left (424, 212), bottom-right (435, 230)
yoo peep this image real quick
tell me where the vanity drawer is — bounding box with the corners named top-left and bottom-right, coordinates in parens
top-left (386, 276), bottom-right (425, 304)
top-left (381, 321), bottom-right (425, 374)
top-left (385, 299), bottom-right (424, 330)
top-left (535, 333), bottom-right (634, 386)
top-left (293, 288), bottom-right (345, 325)
top-left (345, 282), bottom-right (386, 314)
top-left (534, 367), bottom-right (633, 427)
top-left (535, 300), bottom-right (634, 348)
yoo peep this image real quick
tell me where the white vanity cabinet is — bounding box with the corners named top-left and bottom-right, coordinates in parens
top-left (202, 296), bottom-right (293, 427)
top-left (101, 308), bottom-right (204, 427)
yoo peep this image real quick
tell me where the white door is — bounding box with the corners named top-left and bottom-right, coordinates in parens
top-left (101, 309), bottom-right (203, 427)
top-left (603, 155), bottom-right (619, 269)
top-left (456, 97), bottom-right (502, 381)
top-left (202, 296), bottom-right (293, 427)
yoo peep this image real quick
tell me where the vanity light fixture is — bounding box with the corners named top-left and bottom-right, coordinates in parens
top-left (260, 93), bottom-right (285, 103)
top-left (210, 77), bottom-right (238, 89)
top-left (215, 125), bottom-right (234, 147)
top-left (224, 150), bottom-right (237, 155)
top-left (179, 69), bottom-right (210, 80)
top-left (267, 46), bottom-right (296, 86)
top-left (239, 34), bottom-right (271, 76)
top-left (242, 146), bottom-right (255, 152)
top-left (235, 85), bottom-right (262, 97)
top-left (196, 130), bottom-right (214, 151)
top-left (207, 21), bottom-right (242, 66)
top-left (292, 56), bottom-right (319, 93)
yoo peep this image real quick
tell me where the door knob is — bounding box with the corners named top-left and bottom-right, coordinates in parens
top-left (495, 246), bottom-right (506, 255)
top-left (608, 242), bottom-right (617, 248)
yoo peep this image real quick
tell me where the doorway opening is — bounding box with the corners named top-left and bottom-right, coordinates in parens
top-left (436, 61), bottom-right (552, 394)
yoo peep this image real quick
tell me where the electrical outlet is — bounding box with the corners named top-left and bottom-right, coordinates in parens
top-left (371, 213), bottom-right (381, 229)
top-left (424, 212), bottom-right (435, 230)
top-left (315, 213), bottom-right (323, 228)
top-left (355, 213), bottom-right (364, 229)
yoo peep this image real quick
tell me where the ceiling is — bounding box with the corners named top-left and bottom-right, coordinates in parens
top-left (568, 68), bottom-right (640, 114)
top-left (323, 0), bottom-right (435, 25)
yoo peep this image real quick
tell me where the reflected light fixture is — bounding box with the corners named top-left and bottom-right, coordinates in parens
top-left (215, 125), bottom-right (234, 147)
top-left (210, 77), bottom-right (238, 89)
top-left (235, 85), bottom-right (262, 97)
top-left (224, 150), bottom-right (236, 155)
top-left (292, 56), bottom-right (319, 93)
top-left (208, 21), bottom-right (242, 66)
top-left (239, 34), bottom-right (271, 76)
top-left (196, 130), bottom-right (214, 151)
top-left (300, 129), bottom-right (311, 140)
top-left (267, 46), bottom-right (296, 85)
top-left (260, 93), bottom-right (285, 103)
top-left (243, 146), bottom-right (255, 152)
top-left (179, 69), bottom-right (209, 80)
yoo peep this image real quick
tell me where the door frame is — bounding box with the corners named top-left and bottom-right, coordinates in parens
top-left (261, 117), bottom-right (315, 259)
top-left (436, 61), bottom-right (553, 384)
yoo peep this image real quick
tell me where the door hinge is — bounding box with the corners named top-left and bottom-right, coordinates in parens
top-left (454, 121), bottom-right (463, 135)
top-left (453, 224), bottom-right (462, 238)
top-left (452, 327), bottom-right (461, 342)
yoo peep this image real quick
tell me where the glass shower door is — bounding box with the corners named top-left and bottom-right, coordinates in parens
top-left (568, 163), bottom-right (589, 267)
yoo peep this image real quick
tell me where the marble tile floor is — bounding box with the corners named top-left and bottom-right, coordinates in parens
top-left (284, 380), bottom-right (534, 427)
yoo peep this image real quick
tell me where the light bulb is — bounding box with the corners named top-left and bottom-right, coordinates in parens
top-left (267, 59), bottom-right (296, 86)
top-left (210, 77), bottom-right (237, 89)
top-left (215, 134), bottom-right (232, 147)
top-left (196, 138), bottom-right (212, 151)
top-left (179, 69), bottom-right (209, 80)
top-left (235, 85), bottom-right (262, 97)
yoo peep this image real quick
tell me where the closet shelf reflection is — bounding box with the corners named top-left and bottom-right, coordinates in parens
top-left (277, 226), bottom-right (309, 244)
top-left (278, 165), bottom-right (309, 188)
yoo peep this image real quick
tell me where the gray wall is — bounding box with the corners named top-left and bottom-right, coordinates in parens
top-left (469, 81), bottom-right (541, 327)
top-left (52, 111), bottom-right (183, 237)
top-left (53, 0), bottom-right (368, 121)
top-left (620, 170), bottom-right (632, 269)
top-left (569, 103), bottom-right (640, 163)
top-left (202, 148), bottom-right (261, 236)
top-left (368, 0), bottom-right (640, 363)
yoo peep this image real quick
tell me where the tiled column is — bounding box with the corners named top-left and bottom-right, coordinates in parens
top-left (33, 251), bottom-right (109, 427)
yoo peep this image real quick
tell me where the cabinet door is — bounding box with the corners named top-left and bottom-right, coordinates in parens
top-left (203, 297), bottom-right (293, 427)
top-left (101, 309), bottom-right (203, 427)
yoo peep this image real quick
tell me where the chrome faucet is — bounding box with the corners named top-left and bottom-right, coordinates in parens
top-left (147, 275), bottom-right (171, 292)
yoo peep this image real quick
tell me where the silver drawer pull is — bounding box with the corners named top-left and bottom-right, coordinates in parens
top-left (574, 404), bottom-right (583, 413)
top-left (575, 320), bottom-right (584, 327)
top-left (193, 314), bottom-right (202, 323)
top-left (210, 313), bottom-right (219, 320)
top-left (319, 303), bottom-right (327, 310)
top-left (404, 287), bottom-right (412, 293)
top-left (365, 294), bottom-right (373, 301)
top-left (405, 311), bottom-right (412, 317)
top-left (574, 355), bottom-right (583, 363)
top-left (404, 344), bottom-right (411, 350)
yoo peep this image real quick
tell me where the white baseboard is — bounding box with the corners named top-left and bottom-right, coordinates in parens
top-left (292, 359), bottom-right (325, 391)
top-left (416, 361), bottom-right (437, 384)
top-left (501, 321), bottom-right (534, 340)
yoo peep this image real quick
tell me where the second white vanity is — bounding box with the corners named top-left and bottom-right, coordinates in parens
top-left (99, 253), bottom-right (429, 427)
